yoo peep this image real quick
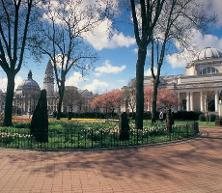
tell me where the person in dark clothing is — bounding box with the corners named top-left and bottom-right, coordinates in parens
top-left (166, 108), bottom-right (174, 133)
top-left (159, 111), bottom-right (164, 122)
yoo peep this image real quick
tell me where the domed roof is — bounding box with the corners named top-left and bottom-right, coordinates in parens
top-left (16, 71), bottom-right (40, 94)
top-left (196, 47), bottom-right (222, 61)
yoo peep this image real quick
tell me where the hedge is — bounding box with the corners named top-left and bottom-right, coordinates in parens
top-left (173, 111), bottom-right (202, 121)
top-left (199, 113), bottom-right (217, 122)
top-left (53, 111), bottom-right (201, 121)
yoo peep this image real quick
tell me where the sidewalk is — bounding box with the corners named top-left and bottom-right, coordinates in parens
top-left (0, 128), bottom-right (222, 193)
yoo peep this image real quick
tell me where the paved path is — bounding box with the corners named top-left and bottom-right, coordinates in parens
top-left (0, 128), bottom-right (222, 193)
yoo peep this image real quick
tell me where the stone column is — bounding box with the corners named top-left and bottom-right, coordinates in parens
top-left (204, 94), bottom-right (207, 112)
top-left (186, 92), bottom-right (190, 111)
top-left (177, 92), bottom-right (181, 111)
top-left (219, 98), bottom-right (222, 117)
top-left (190, 92), bottom-right (193, 111)
top-left (23, 98), bottom-right (26, 114)
top-left (200, 91), bottom-right (204, 112)
top-left (215, 90), bottom-right (219, 112)
top-left (147, 102), bottom-right (150, 111)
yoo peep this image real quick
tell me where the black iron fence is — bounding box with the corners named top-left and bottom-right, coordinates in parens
top-left (0, 122), bottom-right (199, 150)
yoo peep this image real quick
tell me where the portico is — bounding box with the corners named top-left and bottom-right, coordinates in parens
top-left (175, 46), bottom-right (222, 113)
top-left (123, 47), bottom-right (222, 114)
top-left (147, 47), bottom-right (222, 114)
top-left (178, 89), bottom-right (219, 112)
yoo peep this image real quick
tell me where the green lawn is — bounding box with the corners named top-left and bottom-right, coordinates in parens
top-left (198, 121), bottom-right (216, 128)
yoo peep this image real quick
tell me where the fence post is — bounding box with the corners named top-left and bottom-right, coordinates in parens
top-left (136, 129), bottom-right (139, 145)
top-left (84, 130), bottom-right (87, 149)
top-left (186, 124), bottom-right (189, 138)
top-left (100, 130), bottom-right (102, 148)
top-left (77, 132), bottom-right (80, 148)
top-left (168, 130), bottom-right (172, 141)
top-left (141, 130), bottom-right (144, 144)
top-left (91, 130), bottom-right (93, 148)
top-left (194, 121), bottom-right (199, 135)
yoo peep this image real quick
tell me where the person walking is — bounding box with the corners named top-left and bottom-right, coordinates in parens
top-left (166, 108), bottom-right (174, 133)
top-left (159, 111), bottom-right (164, 122)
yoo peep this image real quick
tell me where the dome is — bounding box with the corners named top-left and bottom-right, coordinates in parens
top-left (196, 47), bottom-right (222, 61)
top-left (16, 71), bottom-right (40, 95)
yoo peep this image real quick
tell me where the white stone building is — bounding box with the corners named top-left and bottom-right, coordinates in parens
top-left (1, 60), bottom-right (94, 115)
top-left (0, 89), bottom-right (4, 113)
top-left (14, 71), bottom-right (41, 115)
top-left (125, 47), bottom-right (222, 114)
top-left (176, 47), bottom-right (222, 112)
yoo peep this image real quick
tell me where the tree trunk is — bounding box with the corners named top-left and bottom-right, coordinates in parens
top-left (151, 78), bottom-right (159, 123)
top-left (151, 44), bottom-right (165, 123)
top-left (56, 83), bottom-right (65, 120)
top-left (135, 47), bottom-right (147, 130)
top-left (3, 72), bottom-right (15, 126)
top-left (56, 96), bottom-right (63, 120)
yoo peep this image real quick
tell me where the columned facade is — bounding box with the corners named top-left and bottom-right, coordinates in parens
top-left (133, 47), bottom-right (222, 114)
top-left (215, 91), bottom-right (219, 112)
top-left (177, 89), bottom-right (220, 113)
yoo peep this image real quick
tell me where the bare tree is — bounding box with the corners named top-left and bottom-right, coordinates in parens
top-left (130, 0), bottom-right (166, 130)
top-left (149, 0), bottom-right (210, 122)
top-left (125, 81), bottom-right (136, 112)
top-left (128, 87), bottom-right (136, 112)
top-left (0, 0), bottom-right (37, 126)
top-left (63, 86), bottom-right (81, 113)
top-left (31, 0), bottom-right (112, 119)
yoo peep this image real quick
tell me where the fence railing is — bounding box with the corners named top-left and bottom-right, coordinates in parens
top-left (0, 122), bottom-right (199, 150)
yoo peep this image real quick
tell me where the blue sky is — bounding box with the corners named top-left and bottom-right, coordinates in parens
top-left (1, 0), bottom-right (222, 94)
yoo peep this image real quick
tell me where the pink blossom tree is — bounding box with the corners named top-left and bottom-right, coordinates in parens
top-left (144, 86), bottom-right (153, 111)
top-left (90, 89), bottom-right (123, 113)
top-left (158, 88), bottom-right (178, 110)
top-left (144, 87), bottom-right (178, 111)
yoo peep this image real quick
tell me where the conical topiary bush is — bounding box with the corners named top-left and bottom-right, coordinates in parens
top-left (119, 112), bottom-right (130, 140)
top-left (30, 89), bottom-right (48, 142)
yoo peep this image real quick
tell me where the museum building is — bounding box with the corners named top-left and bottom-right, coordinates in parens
top-left (0, 60), bottom-right (93, 115)
top-left (125, 47), bottom-right (222, 113)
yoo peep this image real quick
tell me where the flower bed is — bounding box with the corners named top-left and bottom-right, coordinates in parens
top-left (0, 119), bottom-right (198, 150)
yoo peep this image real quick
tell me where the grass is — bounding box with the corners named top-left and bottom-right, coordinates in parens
top-left (0, 117), bottom-right (198, 150)
top-left (198, 121), bottom-right (216, 128)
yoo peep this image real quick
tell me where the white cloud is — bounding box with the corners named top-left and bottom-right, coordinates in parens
top-left (41, 0), bottom-right (118, 26)
top-left (167, 29), bottom-right (222, 68)
top-left (109, 33), bottom-right (135, 48)
top-left (95, 60), bottom-right (126, 76)
top-left (15, 76), bottom-right (23, 89)
top-left (0, 77), bottom-right (7, 92)
top-left (133, 48), bottom-right (138, 54)
top-left (0, 76), bottom-right (23, 92)
top-left (144, 67), bottom-right (157, 76)
top-left (83, 79), bottom-right (108, 93)
top-left (84, 19), bottom-right (135, 50)
top-left (167, 49), bottom-right (195, 69)
top-left (40, 0), bottom-right (133, 51)
top-left (161, 0), bottom-right (222, 69)
top-left (212, 0), bottom-right (222, 26)
top-left (65, 72), bottom-right (84, 87)
top-left (188, 29), bottom-right (222, 49)
top-left (200, 0), bottom-right (222, 26)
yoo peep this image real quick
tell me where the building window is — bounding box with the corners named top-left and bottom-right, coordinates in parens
top-left (182, 99), bottom-right (186, 111)
top-left (199, 67), bottom-right (218, 75)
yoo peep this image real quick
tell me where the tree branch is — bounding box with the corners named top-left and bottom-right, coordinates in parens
top-left (130, 0), bottom-right (141, 45)
top-left (16, 0), bottom-right (33, 73)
